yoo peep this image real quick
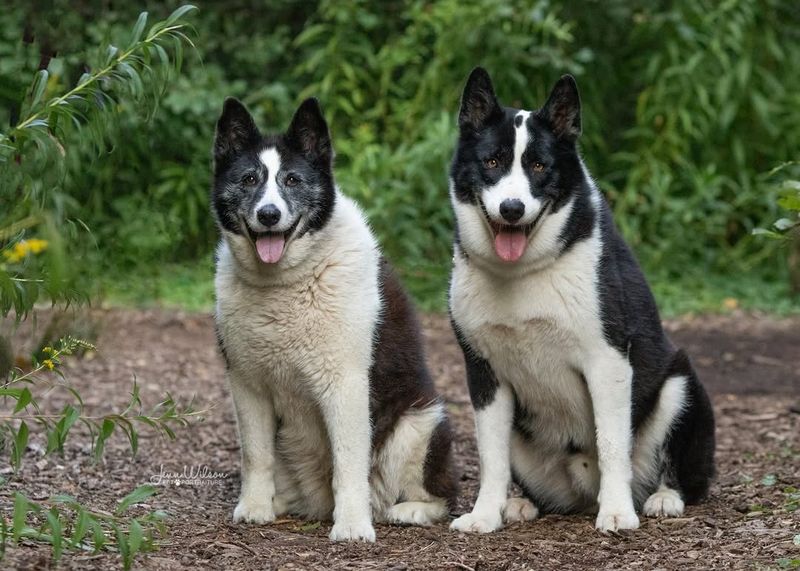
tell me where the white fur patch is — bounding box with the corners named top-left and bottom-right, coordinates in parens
top-left (502, 497), bottom-right (539, 523)
top-left (480, 111), bottom-right (543, 225)
top-left (252, 147), bottom-right (291, 231)
top-left (371, 403), bottom-right (447, 515)
top-left (229, 378), bottom-right (278, 524)
top-left (386, 500), bottom-right (448, 526)
top-left (643, 484), bottom-right (685, 517)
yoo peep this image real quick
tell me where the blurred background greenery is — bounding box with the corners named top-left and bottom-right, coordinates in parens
top-left (2, 0), bottom-right (800, 315)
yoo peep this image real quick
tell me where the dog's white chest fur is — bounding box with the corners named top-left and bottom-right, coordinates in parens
top-left (451, 234), bottom-right (605, 452)
top-left (216, 196), bottom-right (380, 392)
top-left (215, 195), bottom-right (381, 519)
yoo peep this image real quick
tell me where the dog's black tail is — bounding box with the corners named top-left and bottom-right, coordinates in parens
top-left (664, 350), bottom-right (716, 504)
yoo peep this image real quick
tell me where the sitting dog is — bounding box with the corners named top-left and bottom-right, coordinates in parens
top-left (212, 97), bottom-right (457, 542)
top-left (447, 68), bottom-right (715, 533)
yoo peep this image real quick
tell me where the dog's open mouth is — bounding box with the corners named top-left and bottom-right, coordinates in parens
top-left (489, 220), bottom-right (535, 262)
top-left (479, 200), bottom-right (549, 263)
top-left (245, 217), bottom-right (301, 264)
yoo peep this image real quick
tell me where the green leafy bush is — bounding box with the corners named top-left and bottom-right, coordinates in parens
top-left (3, 0), bottom-right (799, 312)
top-left (1, 6), bottom-right (201, 567)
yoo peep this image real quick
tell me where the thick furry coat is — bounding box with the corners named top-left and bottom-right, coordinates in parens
top-left (212, 98), bottom-right (456, 542)
top-left (447, 68), bottom-right (715, 534)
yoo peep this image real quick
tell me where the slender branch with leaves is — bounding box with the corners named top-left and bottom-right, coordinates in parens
top-left (0, 6), bottom-right (201, 569)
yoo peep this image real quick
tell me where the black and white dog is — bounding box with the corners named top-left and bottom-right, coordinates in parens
top-left (212, 98), bottom-right (457, 542)
top-left (448, 68), bottom-right (715, 533)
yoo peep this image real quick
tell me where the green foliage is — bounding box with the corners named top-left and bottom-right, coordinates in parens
top-left (600, 1), bottom-right (799, 277)
top-left (0, 6), bottom-right (201, 567)
top-left (0, 333), bottom-right (200, 566)
top-left (2, 2), bottom-right (800, 312)
top-left (3, 486), bottom-right (166, 570)
top-left (754, 162), bottom-right (800, 239)
top-left (0, 4), bottom-right (199, 318)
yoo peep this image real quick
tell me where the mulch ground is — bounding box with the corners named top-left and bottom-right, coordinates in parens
top-left (1, 309), bottom-right (798, 570)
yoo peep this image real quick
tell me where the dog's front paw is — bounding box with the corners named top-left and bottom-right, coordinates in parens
top-left (233, 497), bottom-right (275, 524)
top-left (329, 518), bottom-right (376, 542)
top-left (595, 508), bottom-right (639, 532)
top-left (450, 510), bottom-right (503, 533)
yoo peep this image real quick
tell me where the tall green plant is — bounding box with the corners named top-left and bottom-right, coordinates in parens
top-left (607, 0), bottom-right (799, 275)
top-left (0, 6), bottom-right (202, 568)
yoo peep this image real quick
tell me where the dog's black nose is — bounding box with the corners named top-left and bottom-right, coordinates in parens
top-left (500, 199), bottom-right (525, 223)
top-left (257, 204), bottom-right (281, 227)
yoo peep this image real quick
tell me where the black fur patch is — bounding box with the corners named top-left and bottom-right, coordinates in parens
top-left (450, 318), bottom-right (498, 410)
top-left (214, 322), bottom-right (230, 369)
top-left (540, 75), bottom-right (582, 141)
top-left (423, 418), bottom-right (459, 510)
top-left (662, 350), bottom-right (716, 503)
top-left (369, 259), bottom-right (458, 503)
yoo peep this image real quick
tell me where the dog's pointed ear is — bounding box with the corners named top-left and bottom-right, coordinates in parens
top-left (459, 67), bottom-right (502, 131)
top-left (286, 97), bottom-right (332, 166)
top-left (540, 75), bottom-right (581, 141)
top-left (214, 98), bottom-right (260, 163)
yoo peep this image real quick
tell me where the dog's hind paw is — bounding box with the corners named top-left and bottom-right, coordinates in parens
top-left (233, 498), bottom-right (275, 524)
top-left (643, 487), bottom-right (685, 517)
top-left (450, 510), bottom-right (503, 533)
top-left (387, 500), bottom-right (448, 526)
top-left (503, 497), bottom-right (539, 523)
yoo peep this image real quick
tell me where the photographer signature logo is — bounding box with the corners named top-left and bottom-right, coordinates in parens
top-left (150, 464), bottom-right (229, 487)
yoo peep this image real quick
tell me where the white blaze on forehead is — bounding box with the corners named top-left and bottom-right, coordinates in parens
top-left (253, 147), bottom-right (289, 222)
top-left (513, 110), bottom-right (531, 163)
top-left (481, 110), bottom-right (542, 225)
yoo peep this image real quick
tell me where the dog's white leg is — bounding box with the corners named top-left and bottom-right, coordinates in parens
top-left (451, 383), bottom-right (514, 533)
top-left (584, 354), bottom-right (640, 532)
top-left (319, 370), bottom-right (375, 542)
top-left (230, 375), bottom-right (277, 524)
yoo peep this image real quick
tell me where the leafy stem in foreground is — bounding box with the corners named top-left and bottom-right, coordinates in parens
top-left (2, 6), bottom-right (198, 147)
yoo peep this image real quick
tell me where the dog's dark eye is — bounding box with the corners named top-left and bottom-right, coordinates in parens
top-left (484, 158), bottom-right (498, 169)
top-left (532, 162), bottom-right (545, 173)
top-left (242, 174), bottom-right (257, 186)
top-left (285, 175), bottom-right (300, 187)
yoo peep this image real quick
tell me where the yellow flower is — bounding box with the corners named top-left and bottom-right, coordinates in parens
top-left (26, 238), bottom-right (48, 254)
top-left (2, 238), bottom-right (48, 263)
top-left (42, 359), bottom-right (55, 371)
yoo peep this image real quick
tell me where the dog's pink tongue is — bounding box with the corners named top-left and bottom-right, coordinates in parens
top-left (255, 234), bottom-right (285, 264)
top-left (494, 229), bottom-right (528, 262)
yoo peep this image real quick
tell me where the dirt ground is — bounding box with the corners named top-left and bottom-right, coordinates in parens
top-left (1, 309), bottom-right (799, 570)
